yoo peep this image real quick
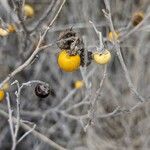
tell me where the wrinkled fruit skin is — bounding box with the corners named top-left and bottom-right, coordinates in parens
top-left (35, 83), bottom-right (50, 98)
top-left (57, 29), bottom-right (77, 50)
top-left (80, 50), bottom-right (92, 67)
top-left (58, 50), bottom-right (81, 72)
top-left (93, 50), bottom-right (111, 65)
top-left (132, 12), bottom-right (144, 26)
top-left (0, 90), bottom-right (5, 102)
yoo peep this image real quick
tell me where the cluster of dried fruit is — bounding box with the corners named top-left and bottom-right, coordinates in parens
top-left (0, 10), bottom-right (144, 101)
top-left (57, 28), bottom-right (112, 73)
top-left (57, 29), bottom-right (93, 72)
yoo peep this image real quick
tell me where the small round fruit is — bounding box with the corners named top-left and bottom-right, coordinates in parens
top-left (108, 31), bottom-right (119, 42)
top-left (0, 90), bottom-right (5, 102)
top-left (0, 28), bottom-right (9, 36)
top-left (93, 50), bottom-right (111, 64)
top-left (23, 4), bottom-right (34, 18)
top-left (132, 11), bottom-right (144, 26)
top-left (2, 83), bottom-right (9, 91)
top-left (74, 80), bottom-right (84, 89)
top-left (35, 83), bottom-right (50, 98)
top-left (58, 50), bottom-right (81, 72)
top-left (7, 24), bottom-right (16, 33)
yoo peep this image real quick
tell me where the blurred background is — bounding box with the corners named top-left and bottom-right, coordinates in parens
top-left (0, 0), bottom-right (150, 149)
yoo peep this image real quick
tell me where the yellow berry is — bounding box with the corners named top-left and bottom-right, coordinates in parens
top-left (2, 83), bottom-right (9, 91)
top-left (7, 24), bottom-right (16, 33)
top-left (132, 11), bottom-right (144, 26)
top-left (23, 4), bottom-right (34, 18)
top-left (108, 31), bottom-right (119, 42)
top-left (93, 50), bottom-right (111, 64)
top-left (58, 50), bottom-right (81, 72)
top-left (0, 90), bottom-right (5, 102)
top-left (0, 28), bottom-right (9, 36)
top-left (74, 80), bottom-right (84, 89)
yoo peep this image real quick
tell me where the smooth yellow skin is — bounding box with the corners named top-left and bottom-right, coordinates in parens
top-left (23, 4), bottom-right (34, 17)
top-left (74, 80), bottom-right (84, 89)
top-left (93, 50), bottom-right (111, 64)
top-left (2, 83), bottom-right (9, 91)
top-left (0, 28), bottom-right (9, 36)
top-left (0, 90), bottom-right (5, 102)
top-left (58, 50), bottom-right (81, 72)
top-left (7, 24), bottom-right (16, 33)
top-left (108, 31), bottom-right (119, 42)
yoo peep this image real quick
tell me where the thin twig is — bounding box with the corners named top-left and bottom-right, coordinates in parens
top-left (103, 0), bottom-right (145, 102)
top-left (89, 20), bottom-right (104, 51)
top-left (17, 124), bottom-right (36, 144)
top-left (29, 0), bottom-right (56, 33)
top-left (0, 110), bottom-right (67, 150)
top-left (6, 93), bottom-right (16, 150)
top-left (0, 0), bottom-right (66, 88)
top-left (89, 65), bottom-right (107, 122)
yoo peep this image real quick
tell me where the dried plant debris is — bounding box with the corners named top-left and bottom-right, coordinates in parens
top-left (58, 28), bottom-right (92, 66)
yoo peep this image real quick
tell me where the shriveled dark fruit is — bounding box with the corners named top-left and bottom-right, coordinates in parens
top-left (57, 38), bottom-right (75, 50)
top-left (70, 37), bottom-right (84, 53)
top-left (57, 29), bottom-right (84, 54)
top-left (132, 15), bottom-right (143, 26)
top-left (59, 29), bottom-right (76, 39)
top-left (80, 50), bottom-right (92, 67)
top-left (132, 12), bottom-right (144, 26)
top-left (35, 83), bottom-right (50, 98)
top-left (57, 29), bottom-right (77, 49)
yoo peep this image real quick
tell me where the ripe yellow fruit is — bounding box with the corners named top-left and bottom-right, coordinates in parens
top-left (93, 50), bottom-right (111, 64)
top-left (108, 31), bottom-right (119, 42)
top-left (74, 80), bottom-right (84, 89)
top-left (0, 90), bottom-right (5, 102)
top-left (2, 83), bottom-right (9, 91)
top-left (7, 24), bottom-right (16, 33)
top-left (23, 4), bottom-right (34, 17)
top-left (58, 50), bottom-right (81, 72)
top-left (0, 28), bottom-right (9, 36)
top-left (132, 11), bottom-right (144, 26)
